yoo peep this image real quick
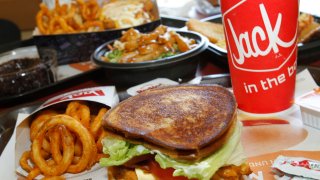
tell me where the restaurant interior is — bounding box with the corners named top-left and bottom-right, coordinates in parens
top-left (0, 0), bottom-right (320, 179)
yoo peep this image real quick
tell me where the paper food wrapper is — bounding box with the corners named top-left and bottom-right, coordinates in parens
top-left (15, 86), bottom-right (119, 179)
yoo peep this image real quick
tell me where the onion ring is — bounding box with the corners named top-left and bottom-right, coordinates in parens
top-left (32, 124), bottom-right (74, 176)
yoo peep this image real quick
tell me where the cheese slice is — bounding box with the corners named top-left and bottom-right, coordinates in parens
top-left (135, 168), bottom-right (156, 180)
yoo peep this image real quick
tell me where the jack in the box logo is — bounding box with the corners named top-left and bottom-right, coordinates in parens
top-left (222, 0), bottom-right (299, 72)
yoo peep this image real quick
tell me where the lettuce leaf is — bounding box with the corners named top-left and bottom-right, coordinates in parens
top-left (154, 120), bottom-right (242, 180)
top-left (99, 138), bottom-right (150, 166)
top-left (99, 120), bottom-right (243, 180)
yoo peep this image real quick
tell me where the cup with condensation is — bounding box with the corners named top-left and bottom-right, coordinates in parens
top-left (220, 0), bottom-right (299, 113)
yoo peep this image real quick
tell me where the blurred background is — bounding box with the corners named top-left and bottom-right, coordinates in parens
top-left (0, 0), bottom-right (319, 41)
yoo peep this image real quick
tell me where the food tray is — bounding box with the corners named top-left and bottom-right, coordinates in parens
top-left (1, 65), bottom-right (319, 156)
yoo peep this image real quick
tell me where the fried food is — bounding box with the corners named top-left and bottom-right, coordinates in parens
top-left (298, 13), bottom-right (320, 43)
top-left (36, 0), bottom-right (156, 35)
top-left (19, 151), bottom-right (33, 173)
top-left (99, 0), bottom-right (156, 29)
top-left (19, 101), bottom-right (109, 179)
top-left (100, 85), bottom-right (251, 180)
top-left (187, 18), bottom-right (226, 49)
top-left (103, 85), bottom-right (237, 161)
top-left (101, 25), bottom-right (198, 63)
top-left (90, 108), bottom-right (108, 139)
top-left (32, 124), bottom-right (75, 176)
top-left (65, 101), bottom-right (91, 129)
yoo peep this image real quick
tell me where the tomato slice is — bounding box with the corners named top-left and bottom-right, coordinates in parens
top-left (148, 160), bottom-right (190, 180)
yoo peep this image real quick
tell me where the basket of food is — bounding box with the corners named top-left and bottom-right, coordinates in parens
top-left (33, 0), bottom-right (161, 65)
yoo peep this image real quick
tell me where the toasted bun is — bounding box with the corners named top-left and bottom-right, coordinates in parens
top-left (103, 85), bottom-right (236, 153)
top-left (186, 19), bottom-right (225, 44)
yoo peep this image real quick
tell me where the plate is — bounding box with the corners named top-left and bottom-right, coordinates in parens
top-left (201, 14), bottom-right (320, 65)
top-left (0, 46), bottom-right (100, 105)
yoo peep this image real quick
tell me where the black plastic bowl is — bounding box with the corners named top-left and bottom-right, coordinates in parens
top-left (92, 30), bottom-right (208, 86)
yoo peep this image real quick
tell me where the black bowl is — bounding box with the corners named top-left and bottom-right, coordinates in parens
top-left (92, 30), bottom-right (208, 86)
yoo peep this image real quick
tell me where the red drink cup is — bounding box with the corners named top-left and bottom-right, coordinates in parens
top-left (220, 0), bottom-right (299, 113)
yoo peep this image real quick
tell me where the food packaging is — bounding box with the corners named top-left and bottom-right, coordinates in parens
top-left (220, 0), bottom-right (299, 113)
top-left (295, 88), bottom-right (320, 129)
top-left (34, 0), bottom-right (161, 65)
top-left (15, 86), bottom-right (119, 179)
top-left (272, 155), bottom-right (320, 179)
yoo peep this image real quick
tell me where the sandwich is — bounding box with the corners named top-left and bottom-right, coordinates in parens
top-left (100, 0), bottom-right (156, 29)
top-left (99, 85), bottom-right (251, 180)
top-left (297, 13), bottom-right (320, 43)
top-left (186, 19), bottom-right (226, 49)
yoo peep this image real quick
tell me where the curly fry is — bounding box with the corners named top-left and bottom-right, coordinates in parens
top-left (42, 176), bottom-right (66, 180)
top-left (96, 130), bottom-right (107, 153)
top-left (27, 160), bottom-right (56, 180)
top-left (27, 167), bottom-right (41, 180)
top-left (32, 124), bottom-right (75, 176)
top-left (78, 0), bottom-right (100, 21)
top-left (65, 101), bottom-right (91, 129)
top-left (74, 138), bottom-right (83, 157)
top-left (20, 151), bottom-right (33, 172)
top-left (36, 3), bottom-right (52, 35)
top-left (90, 108), bottom-right (108, 139)
top-left (49, 17), bottom-right (75, 34)
top-left (49, 126), bottom-right (62, 163)
top-left (21, 99), bottom-right (110, 179)
top-left (83, 21), bottom-right (104, 31)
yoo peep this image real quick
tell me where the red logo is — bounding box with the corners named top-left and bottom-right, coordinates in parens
top-left (43, 89), bottom-right (105, 106)
top-left (223, 0), bottom-right (298, 72)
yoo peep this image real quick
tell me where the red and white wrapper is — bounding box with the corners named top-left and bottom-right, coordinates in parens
top-left (272, 155), bottom-right (320, 179)
top-left (15, 86), bottom-right (119, 179)
top-left (38, 86), bottom-right (119, 110)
